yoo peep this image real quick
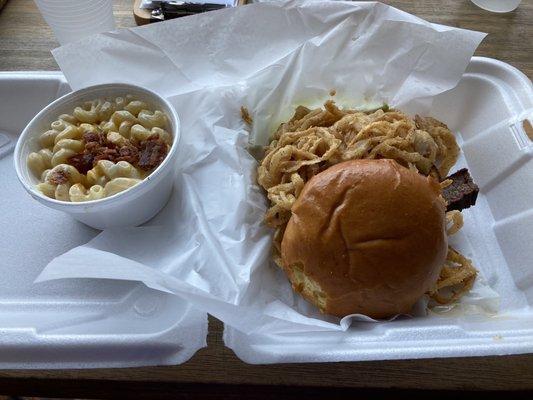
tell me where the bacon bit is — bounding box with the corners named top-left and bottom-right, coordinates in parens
top-left (68, 152), bottom-right (94, 174)
top-left (82, 130), bottom-right (104, 144)
top-left (93, 147), bottom-right (119, 164)
top-left (116, 144), bottom-right (139, 164)
top-left (138, 135), bottom-right (168, 170)
top-left (48, 169), bottom-right (69, 185)
top-left (67, 127), bottom-right (168, 174)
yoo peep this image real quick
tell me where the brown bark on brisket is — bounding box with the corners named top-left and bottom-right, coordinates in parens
top-left (442, 168), bottom-right (479, 212)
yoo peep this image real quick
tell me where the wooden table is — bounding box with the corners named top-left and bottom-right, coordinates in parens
top-left (0, 0), bottom-right (532, 398)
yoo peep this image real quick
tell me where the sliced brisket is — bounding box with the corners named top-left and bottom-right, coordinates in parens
top-left (442, 168), bottom-right (479, 212)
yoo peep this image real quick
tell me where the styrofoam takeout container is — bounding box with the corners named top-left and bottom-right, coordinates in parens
top-left (224, 57), bottom-right (533, 364)
top-left (14, 83), bottom-right (180, 230)
top-left (0, 72), bottom-right (206, 368)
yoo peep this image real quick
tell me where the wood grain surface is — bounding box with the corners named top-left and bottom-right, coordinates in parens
top-left (0, 0), bottom-right (532, 398)
top-left (0, 0), bottom-right (531, 76)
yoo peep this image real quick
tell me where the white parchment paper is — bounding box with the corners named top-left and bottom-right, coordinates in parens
top-left (37, 1), bottom-right (497, 341)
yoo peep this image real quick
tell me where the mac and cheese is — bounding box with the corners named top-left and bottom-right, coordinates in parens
top-left (28, 95), bottom-right (172, 202)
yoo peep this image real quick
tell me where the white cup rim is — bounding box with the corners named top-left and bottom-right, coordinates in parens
top-left (37, 4), bottom-right (113, 22)
top-left (39, 8), bottom-right (112, 20)
top-left (36, 0), bottom-right (110, 14)
top-left (44, 17), bottom-right (115, 29)
top-left (39, 3), bottom-right (111, 16)
top-left (45, 17), bottom-right (115, 31)
top-left (35, 0), bottom-right (109, 7)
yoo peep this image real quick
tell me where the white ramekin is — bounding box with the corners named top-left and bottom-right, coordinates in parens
top-left (14, 83), bottom-right (180, 230)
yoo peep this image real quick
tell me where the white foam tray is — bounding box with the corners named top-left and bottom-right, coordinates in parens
top-left (0, 72), bottom-right (207, 369)
top-left (224, 57), bottom-right (533, 363)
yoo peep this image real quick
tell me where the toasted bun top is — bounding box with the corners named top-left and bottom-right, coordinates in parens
top-left (281, 159), bottom-right (448, 318)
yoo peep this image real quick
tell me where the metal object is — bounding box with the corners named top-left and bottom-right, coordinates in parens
top-left (150, 1), bottom-right (227, 20)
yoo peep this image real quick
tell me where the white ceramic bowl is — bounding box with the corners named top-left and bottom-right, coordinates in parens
top-left (14, 83), bottom-right (180, 230)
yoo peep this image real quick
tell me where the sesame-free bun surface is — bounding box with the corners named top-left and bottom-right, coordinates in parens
top-left (281, 159), bottom-right (447, 318)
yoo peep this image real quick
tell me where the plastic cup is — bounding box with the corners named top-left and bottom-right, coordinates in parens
top-left (33, 0), bottom-right (115, 45)
top-left (36, 3), bottom-right (111, 24)
top-left (35, 11), bottom-right (114, 29)
top-left (36, 11), bottom-right (115, 29)
top-left (36, 1), bottom-right (110, 18)
top-left (470, 0), bottom-right (521, 12)
top-left (35, 0), bottom-right (110, 16)
top-left (34, 1), bottom-right (114, 29)
top-left (34, 1), bottom-right (114, 33)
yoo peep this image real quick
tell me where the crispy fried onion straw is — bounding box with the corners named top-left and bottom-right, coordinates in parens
top-left (429, 247), bottom-right (477, 304)
top-left (256, 100), bottom-right (476, 306)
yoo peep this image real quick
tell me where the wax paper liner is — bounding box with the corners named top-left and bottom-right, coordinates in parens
top-left (37, 1), bottom-right (498, 337)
